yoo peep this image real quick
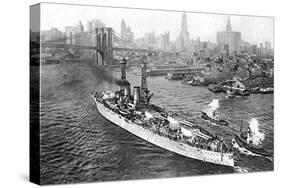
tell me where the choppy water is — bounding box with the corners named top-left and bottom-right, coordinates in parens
top-left (39, 62), bottom-right (273, 185)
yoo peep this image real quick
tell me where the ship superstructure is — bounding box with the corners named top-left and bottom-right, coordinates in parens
top-left (92, 57), bottom-right (234, 167)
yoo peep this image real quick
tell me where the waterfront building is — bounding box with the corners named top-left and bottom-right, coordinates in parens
top-left (121, 19), bottom-right (134, 42)
top-left (175, 12), bottom-right (193, 54)
top-left (217, 17), bottom-right (241, 55)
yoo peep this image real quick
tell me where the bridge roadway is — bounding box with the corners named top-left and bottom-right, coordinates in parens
top-left (41, 43), bottom-right (176, 54)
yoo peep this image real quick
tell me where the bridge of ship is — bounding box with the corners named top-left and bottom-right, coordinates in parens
top-left (41, 27), bottom-right (179, 65)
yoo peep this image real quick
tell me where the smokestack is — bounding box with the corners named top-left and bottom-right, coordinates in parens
top-left (141, 56), bottom-right (147, 98)
top-left (133, 86), bottom-right (140, 106)
top-left (124, 84), bottom-right (131, 96)
top-left (120, 58), bottom-right (127, 80)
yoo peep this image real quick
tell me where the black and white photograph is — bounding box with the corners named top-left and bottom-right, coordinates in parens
top-left (30, 2), bottom-right (274, 185)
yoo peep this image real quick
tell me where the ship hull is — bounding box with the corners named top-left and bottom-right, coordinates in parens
top-left (94, 97), bottom-right (234, 167)
top-left (234, 134), bottom-right (269, 156)
top-left (201, 112), bottom-right (229, 126)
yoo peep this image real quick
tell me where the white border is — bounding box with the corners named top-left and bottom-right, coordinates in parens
top-left (0, 0), bottom-right (279, 188)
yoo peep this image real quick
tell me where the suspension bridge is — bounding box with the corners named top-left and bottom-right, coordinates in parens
top-left (41, 27), bottom-right (176, 65)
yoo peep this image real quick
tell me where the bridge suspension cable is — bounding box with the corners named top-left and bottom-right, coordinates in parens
top-left (112, 30), bottom-right (141, 49)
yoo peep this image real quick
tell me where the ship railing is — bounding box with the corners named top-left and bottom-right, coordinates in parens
top-left (154, 125), bottom-right (233, 153)
top-left (135, 115), bottom-right (233, 154)
top-left (194, 132), bottom-right (211, 140)
top-left (179, 120), bottom-right (195, 127)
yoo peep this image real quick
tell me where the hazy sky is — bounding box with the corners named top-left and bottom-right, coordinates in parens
top-left (41, 3), bottom-right (274, 46)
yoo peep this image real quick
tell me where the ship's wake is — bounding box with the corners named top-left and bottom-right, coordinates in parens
top-left (232, 141), bottom-right (261, 157)
top-left (234, 166), bottom-right (249, 173)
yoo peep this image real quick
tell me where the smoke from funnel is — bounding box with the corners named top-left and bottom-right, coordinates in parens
top-left (114, 79), bottom-right (130, 86)
top-left (86, 61), bottom-right (131, 87)
top-left (248, 118), bottom-right (265, 146)
top-left (86, 62), bottom-right (115, 84)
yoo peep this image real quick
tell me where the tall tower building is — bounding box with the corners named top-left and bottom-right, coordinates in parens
top-left (175, 12), bottom-right (193, 54)
top-left (182, 12), bottom-right (188, 33)
top-left (120, 19), bottom-right (134, 42)
top-left (217, 17), bottom-right (241, 55)
top-left (226, 17), bottom-right (232, 32)
top-left (121, 19), bottom-right (126, 37)
top-left (78, 20), bottom-right (84, 32)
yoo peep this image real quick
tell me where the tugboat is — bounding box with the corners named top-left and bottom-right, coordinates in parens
top-left (201, 112), bottom-right (229, 126)
top-left (190, 79), bottom-right (205, 86)
top-left (234, 122), bottom-right (270, 157)
top-left (93, 58), bottom-right (234, 167)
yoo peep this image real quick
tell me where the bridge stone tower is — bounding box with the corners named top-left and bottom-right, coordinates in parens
top-left (95, 27), bottom-right (113, 65)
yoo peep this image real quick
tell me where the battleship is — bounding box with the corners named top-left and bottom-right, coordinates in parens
top-left (92, 58), bottom-right (234, 167)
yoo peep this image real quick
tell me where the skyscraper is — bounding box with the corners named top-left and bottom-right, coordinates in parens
top-left (160, 32), bottom-right (170, 50)
top-left (265, 41), bottom-right (271, 50)
top-left (87, 19), bottom-right (105, 33)
top-left (175, 12), bottom-right (193, 53)
top-left (226, 18), bottom-right (232, 32)
top-left (120, 19), bottom-right (134, 42)
top-left (217, 17), bottom-right (241, 55)
top-left (65, 21), bottom-right (85, 45)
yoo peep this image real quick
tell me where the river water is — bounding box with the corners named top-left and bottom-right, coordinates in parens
top-left (39, 62), bottom-right (273, 185)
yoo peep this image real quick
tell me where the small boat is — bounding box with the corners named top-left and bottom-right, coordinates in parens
top-left (190, 80), bottom-right (204, 86)
top-left (249, 87), bottom-right (260, 94)
top-left (226, 90), bottom-right (235, 98)
top-left (234, 133), bottom-right (270, 157)
top-left (201, 112), bottom-right (229, 126)
top-left (259, 87), bottom-right (273, 94)
top-left (208, 84), bottom-right (224, 93)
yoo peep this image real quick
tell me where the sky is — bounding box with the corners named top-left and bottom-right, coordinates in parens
top-left (40, 3), bottom-right (274, 46)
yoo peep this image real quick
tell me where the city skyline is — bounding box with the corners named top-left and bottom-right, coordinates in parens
top-left (41, 3), bottom-right (274, 47)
